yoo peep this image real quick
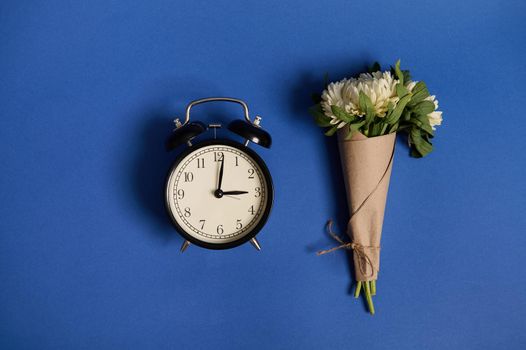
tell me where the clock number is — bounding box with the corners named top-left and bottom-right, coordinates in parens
top-left (214, 152), bottom-right (224, 162)
top-left (248, 205), bottom-right (255, 215)
top-left (254, 187), bottom-right (261, 198)
top-left (217, 225), bottom-right (224, 235)
top-left (235, 156), bottom-right (239, 166)
top-left (248, 169), bottom-right (255, 179)
top-left (184, 207), bottom-right (191, 217)
top-left (235, 219), bottom-right (243, 230)
top-left (197, 158), bottom-right (205, 168)
top-left (199, 220), bottom-right (205, 230)
top-left (184, 172), bottom-right (194, 182)
top-left (177, 189), bottom-right (185, 199)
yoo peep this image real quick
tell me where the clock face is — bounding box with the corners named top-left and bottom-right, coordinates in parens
top-left (165, 140), bottom-right (273, 249)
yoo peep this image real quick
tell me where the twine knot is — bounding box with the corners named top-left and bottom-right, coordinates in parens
top-left (317, 220), bottom-right (380, 278)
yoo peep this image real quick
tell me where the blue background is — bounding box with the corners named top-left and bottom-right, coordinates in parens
top-left (1, 1), bottom-right (525, 349)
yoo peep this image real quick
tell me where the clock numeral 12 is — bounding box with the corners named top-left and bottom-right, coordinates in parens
top-left (214, 152), bottom-right (224, 162)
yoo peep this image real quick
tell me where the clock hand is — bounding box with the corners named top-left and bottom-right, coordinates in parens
top-left (214, 158), bottom-right (225, 198)
top-left (217, 157), bottom-right (224, 191)
top-left (221, 190), bottom-right (249, 195)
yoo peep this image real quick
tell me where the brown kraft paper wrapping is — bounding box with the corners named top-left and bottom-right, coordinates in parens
top-left (337, 130), bottom-right (396, 281)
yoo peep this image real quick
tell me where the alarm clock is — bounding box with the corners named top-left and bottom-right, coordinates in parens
top-left (165, 97), bottom-right (273, 252)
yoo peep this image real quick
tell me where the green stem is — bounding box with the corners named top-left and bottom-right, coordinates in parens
top-left (371, 280), bottom-right (376, 296)
top-left (354, 281), bottom-right (362, 298)
top-left (364, 282), bottom-right (375, 315)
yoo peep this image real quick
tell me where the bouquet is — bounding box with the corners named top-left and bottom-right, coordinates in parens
top-left (311, 60), bottom-right (442, 314)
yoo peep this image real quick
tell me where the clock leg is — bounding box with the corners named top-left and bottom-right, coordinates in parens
top-left (180, 240), bottom-right (191, 253)
top-left (250, 238), bottom-right (261, 251)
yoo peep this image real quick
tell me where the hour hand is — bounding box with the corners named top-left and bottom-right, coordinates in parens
top-left (221, 190), bottom-right (249, 195)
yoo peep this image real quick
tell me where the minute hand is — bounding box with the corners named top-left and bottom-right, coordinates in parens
top-left (217, 158), bottom-right (224, 190)
top-left (221, 190), bottom-right (249, 195)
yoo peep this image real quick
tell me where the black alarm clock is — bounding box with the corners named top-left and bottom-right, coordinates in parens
top-left (165, 97), bottom-right (273, 251)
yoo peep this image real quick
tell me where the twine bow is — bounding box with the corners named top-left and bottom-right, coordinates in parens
top-left (317, 220), bottom-right (380, 278)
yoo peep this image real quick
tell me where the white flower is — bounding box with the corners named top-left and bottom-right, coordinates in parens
top-left (320, 71), bottom-right (399, 128)
top-left (426, 95), bottom-right (442, 129)
top-left (353, 71), bottom-right (399, 116)
top-left (407, 81), bottom-right (443, 130)
top-left (320, 80), bottom-right (349, 128)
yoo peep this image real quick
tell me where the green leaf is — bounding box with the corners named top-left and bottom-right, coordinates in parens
top-left (417, 139), bottom-right (433, 156)
top-left (387, 101), bottom-right (394, 114)
top-left (384, 93), bottom-right (411, 124)
top-left (345, 125), bottom-right (354, 140)
top-left (408, 116), bottom-right (434, 137)
top-left (358, 91), bottom-right (368, 113)
top-left (397, 124), bottom-right (411, 132)
top-left (410, 127), bottom-right (433, 157)
top-left (401, 109), bottom-right (412, 121)
top-left (410, 148), bottom-right (423, 158)
top-left (314, 115), bottom-right (332, 127)
top-left (370, 122), bottom-right (384, 137)
top-left (324, 125), bottom-right (339, 136)
top-left (309, 105), bottom-right (332, 127)
top-left (409, 81), bottom-right (430, 105)
top-left (345, 119), bottom-right (367, 138)
top-left (351, 120), bottom-right (366, 129)
top-left (412, 100), bottom-right (435, 116)
top-left (396, 83), bottom-right (409, 98)
top-left (331, 105), bottom-right (356, 123)
top-left (388, 122), bottom-right (399, 134)
top-left (394, 59), bottom-right (404, 85)
top-left (358, 91), bottom-right (376, 124)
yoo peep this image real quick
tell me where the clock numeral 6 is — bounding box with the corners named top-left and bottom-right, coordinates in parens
top-left (217, 225), bottom-right (224, 235)
top-left (177, 189), bottom-right (185, 199)
top-left (248, 205), bottom-right (255, 215)
top-left (184, 172), bottom-right (194, 182)
top-left (236, 219), bottom-right (243, 230)
top-left (214, 152), bottom-right (224, 162)
top-left (184, 207), bottom-right (191, 217)
top-left (199, 220), bottom-right (205, 230)
top-left (248, 168), bottom-right (255, 179)
top-left (254, 187), bottom-right (261, 198)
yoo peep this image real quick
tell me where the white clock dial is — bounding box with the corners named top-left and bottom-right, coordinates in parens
top-left (165, 142), bottom-right (271, 246)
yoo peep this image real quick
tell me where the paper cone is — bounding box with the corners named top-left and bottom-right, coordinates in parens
top-left (337, 130), bottom-right (396, 281)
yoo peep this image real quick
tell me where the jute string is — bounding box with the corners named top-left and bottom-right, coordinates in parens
top-left (317, 220), bottom-right (380, 278)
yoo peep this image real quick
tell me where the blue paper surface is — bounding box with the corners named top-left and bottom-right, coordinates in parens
top-left (1, 1), bottom-right (525, 349)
